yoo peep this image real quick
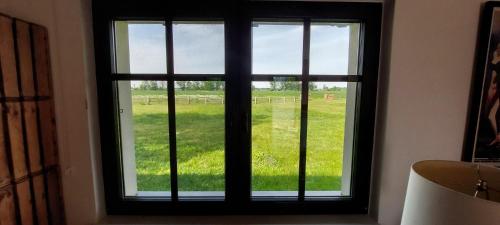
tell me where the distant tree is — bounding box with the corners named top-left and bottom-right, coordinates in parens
top-left (138, 81), bottom-right (165, 90)
top-left (139, 81), bottom-right (151, 90)
top-left (200, 81), bottom-right (212, 90)
top-left (185, 81), bottom-right (199, 90)
top-left (177, 81), bottom-right (188, 91)
top-left (213, 81), bottom-right (224, 90)
top-left (309, 83), bottom-right (317, 91)
top-left (270, 81), bottom-right (279, 91)
top-left (149, 81), bottom-right (159, 90)
top-left (159, 81), bottom-right (168, 89)
top-left (282, 81), bottom-right (300, 90)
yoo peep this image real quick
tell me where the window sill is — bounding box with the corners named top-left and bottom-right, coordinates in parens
top-left (98, 215), bottom-right (378, 225)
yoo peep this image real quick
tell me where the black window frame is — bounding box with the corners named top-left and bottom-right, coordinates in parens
top-left (92, 1), bottom-right (382, 215)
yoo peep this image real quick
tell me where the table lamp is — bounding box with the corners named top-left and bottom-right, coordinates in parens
top-left (401, 160), bottom-right (500, 225)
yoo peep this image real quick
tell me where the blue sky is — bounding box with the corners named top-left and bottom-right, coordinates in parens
top-left (124, 22), bottom-right (356, 88)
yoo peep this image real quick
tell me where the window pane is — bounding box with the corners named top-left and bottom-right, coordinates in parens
top-left (252, 80), bottom-right (301, 197)
top-left (118, 81), bottom-right (170, 197)
top-left (305, 82), bottom-right (356, 197)
top-left (309, 23), bottom-right (360, 75)
top-left (175, 81), bottom-right (225, 197)
top-left (173, 22), bottom-right (225, 74)
top-left (114, 21), bottom-right (167, 74)
top-left (252, 22), bottom-right (303, 75)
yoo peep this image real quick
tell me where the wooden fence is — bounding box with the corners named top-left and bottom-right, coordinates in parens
top-left (132, 95), bottom-right (304, 105)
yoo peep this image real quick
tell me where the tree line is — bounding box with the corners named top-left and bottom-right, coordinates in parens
top-left (268, 81), bottom-right (317, 91)
top-left (137, 81), bottom-right (224, 91)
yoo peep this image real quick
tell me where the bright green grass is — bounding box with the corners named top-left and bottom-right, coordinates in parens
top-left (131, 88), bottom-right (346, 192)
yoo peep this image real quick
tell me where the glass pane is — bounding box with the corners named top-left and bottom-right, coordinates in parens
top-left (252, 80), bottom-right (301, 197)
top-left (173, 22), bottom-right (225, 74)
top-left (305, 82), bottom-right (356, 197)
top-left (252, 22), bottom-right (303, 75)
top-left (114, 21), bottom-right (167, 74)
top-left (175, 81), bottom-right (225, 197)
top-left (310, 23), bottom-right (360, 75)
top-left (118, 81), bottom-right (170, 197)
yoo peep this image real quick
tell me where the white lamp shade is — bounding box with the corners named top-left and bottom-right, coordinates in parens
top-left (401, 160), bottom-right (500, 225)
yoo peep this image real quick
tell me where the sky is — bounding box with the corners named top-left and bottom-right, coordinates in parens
top-left (121, 21), bottom-right (357, 88)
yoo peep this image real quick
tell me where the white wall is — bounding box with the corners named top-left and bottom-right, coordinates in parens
top-left (371, 0), bottom-right (485, 224)
top-left (0, 0), bottom-right (489, 225)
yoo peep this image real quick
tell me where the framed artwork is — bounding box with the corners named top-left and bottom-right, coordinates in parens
top-left (465, 1), bottom-right (500, 163)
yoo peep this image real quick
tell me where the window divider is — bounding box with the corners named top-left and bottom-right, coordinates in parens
top-left (224, 5), bottom-right (252, 204)
top-left (165, 19), bottom-right (179, 201)
top-left (298, 19), bottom-right (311, 201)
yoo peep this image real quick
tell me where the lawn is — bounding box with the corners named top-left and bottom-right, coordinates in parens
top-left (130, 88), bottom-right (347, 192)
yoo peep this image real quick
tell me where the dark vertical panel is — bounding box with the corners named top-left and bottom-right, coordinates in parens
top-left (0, 187), bottom-right (16, 225)
top-left (31, 25), bottom-right (51, 97)
top-left (225, 2), bottom-right (252, 203)
top-left (23, 102), bottom-right (42, 173)
top-left (0, 16), bottom-right (19, 98)
top-left (165, 20), bottom-right (178, 200)
top-left (350, 7), bottom-right (382, 210)
top-left (37, 100), bottom-right (58, 168)
top-left (92, 2), bottom-right (124, 212)
top-left (16, 181), bottom-right (34, 225)
top-left (5, 103), bottom-right (28, 180)
top-left (15, 20), bottom-right (36, 97)
top-left (298, 19), bottom-right (311, 200)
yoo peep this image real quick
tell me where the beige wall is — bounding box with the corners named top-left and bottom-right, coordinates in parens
top-left (371, 0), bottom-right (484, 224)
top-left (0, 0), bottom-right (489, 224)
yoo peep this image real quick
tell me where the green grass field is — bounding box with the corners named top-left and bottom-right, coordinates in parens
top-left (130, 88), bottom-right (346, 192)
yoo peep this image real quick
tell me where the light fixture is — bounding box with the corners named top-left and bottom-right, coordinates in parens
top-left (401, 160), bottom-right (500, 225)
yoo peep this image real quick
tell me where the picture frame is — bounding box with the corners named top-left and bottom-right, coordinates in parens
top-left (464, 1), bottom-right (500, 163)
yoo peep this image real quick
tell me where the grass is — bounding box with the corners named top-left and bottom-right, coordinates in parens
top-left (130, 88), bottom-right (346, 192)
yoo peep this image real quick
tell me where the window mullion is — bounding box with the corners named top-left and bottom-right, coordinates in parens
top-left (165, 19), bottom-right (179, 201)
top-left (298, 19), bottom-right (311, 201)
top-left (225, 4), bottom-right (252, 204)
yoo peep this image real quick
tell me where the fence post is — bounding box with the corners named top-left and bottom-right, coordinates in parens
top-left (221, 97), bottom-right (224, 104)
top-left (188, 96), bottom-right (191, 104)
top-left (268, 97), bottom-right (271, 104)
top-left (204, 97), bottom-right (208, 104)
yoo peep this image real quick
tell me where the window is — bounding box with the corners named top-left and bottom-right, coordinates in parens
top-left (93, 1), bottom-right (382, 214)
